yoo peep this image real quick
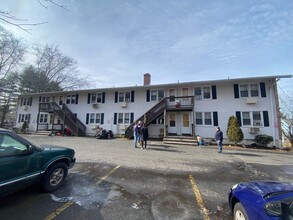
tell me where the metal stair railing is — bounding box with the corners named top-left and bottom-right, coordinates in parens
top-left (125, 98), bottom-right (167, 139)
top-left (61, 104), bottom-right (86, 136)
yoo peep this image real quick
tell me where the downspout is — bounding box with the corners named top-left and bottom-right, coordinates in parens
top-left (269, 78), bottom-right (280, 147)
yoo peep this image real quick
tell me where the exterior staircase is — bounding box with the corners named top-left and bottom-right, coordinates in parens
top-left (125, 95), bottom-right (195, 139)
top-left (125, 98), bottom-right (167, 139)
top-left (39, 102), bottom-right (86, 136)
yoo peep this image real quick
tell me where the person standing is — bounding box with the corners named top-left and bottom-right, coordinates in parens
top-left (135, 121), bottom-right (142, 144)
top-left (133, 121), bottom-right (138, 148)
top-left (215, 127), bottom-right (223, 153)
top-left (140, 124), bottom-right (149, 149)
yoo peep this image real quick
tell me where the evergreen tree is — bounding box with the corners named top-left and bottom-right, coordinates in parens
top-left (226, 116), bottom-right (244, 146)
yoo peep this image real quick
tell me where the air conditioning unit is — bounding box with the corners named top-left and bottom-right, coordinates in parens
top-left (249, 127), bottom-right (260, 134)
top-left (92, 103), bottom-right (98, 108)
top-left (195, 95), bottom-right (202, 100)
top-left (121, 102), bottom-right (127, 108)
top-left (23, 106), bottom-right (28, 110)
top-left (246, 97), bottom-right (257, 104)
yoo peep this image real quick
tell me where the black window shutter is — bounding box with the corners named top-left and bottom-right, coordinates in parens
top-left (260, 82), bottom-right (266, 97)
top-left (212, 85), bottom-right (217, 99)
top-left (131, 113), bottom-right (134, 123)
top-left (213, 112), bottom-right (218, 126)
top-left (20, 97), bottom-right (23, 106)
top-left (30, 97), bottom-right (33, 106)
top-left (39, 96), bottom-right (42, 102)
top-left (101, 113), bottom-right (104, 124)
top-left (76, 94), bottom-right (79, 104)
top-left (114, 113), bottom-right (117, 124)
top-left (146, 90), bottom-right (150, 102)
top-left (86, 113), bottom-right (89, 124)
top-left (131, 91), bottom-right (134, 102)
top-left (102, 92), bottom-right (105, 103)
top-left (28, 114), bottom-right (31, 123)
top-left (234, 84), bottom-right (239, 99)
top-left (115, 92), bottom-right (118, 103)
top-left (236, 111), bottom-right (242, 126)
top-left (18, 114), bottom-right (21, 123)
top-left (87, 93), bottom-right (91, 104)
top-left (263, 111), bottom-right (269, 127)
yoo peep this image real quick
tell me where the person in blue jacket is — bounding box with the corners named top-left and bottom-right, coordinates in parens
top-left (215, 127), bottom-right (223, 153)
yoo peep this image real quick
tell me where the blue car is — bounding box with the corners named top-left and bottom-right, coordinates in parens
top-left (228, 180), bottom-right (293, 220)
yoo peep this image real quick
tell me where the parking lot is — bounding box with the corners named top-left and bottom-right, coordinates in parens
top-left (0, 134), bottom-right (292, 220)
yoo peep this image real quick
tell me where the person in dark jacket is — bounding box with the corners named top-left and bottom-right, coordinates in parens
top-left (215, 127), bottom-right (223, 153)
top-left (140, 124), bottom-right (149, 149)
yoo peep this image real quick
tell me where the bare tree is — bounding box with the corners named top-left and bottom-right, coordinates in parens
top-left (0, 72), bottom-right (19, 127)
top-left (0, 26), bottom-right (26, 88)
top-left (278, 87), bottom-right (293, 147)
top-left (19, 44), bottom-right (92, 92)
top-left (0, 0), bottom-right (69, 32)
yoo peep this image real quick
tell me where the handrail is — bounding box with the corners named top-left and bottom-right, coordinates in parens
top-left (124, 96), bottom-right (195, 139)
top-left (39, 102), bottom-right (86, 136)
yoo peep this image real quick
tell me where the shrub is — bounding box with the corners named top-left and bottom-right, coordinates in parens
top-left (226, 116), bottom-right (243, 146)
top-left (254, 134), bottom-right (273, 147)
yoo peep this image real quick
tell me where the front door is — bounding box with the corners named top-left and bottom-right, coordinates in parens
top-left (181, 112), bottom-right (192, 135)
top-left (168, 113), bottom-right (177, 135)
top-left (168, 112), bottom-right (192, 135)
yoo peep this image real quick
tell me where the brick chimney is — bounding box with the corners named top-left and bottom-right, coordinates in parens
top-left (143, 73), bottom-right (151, 86)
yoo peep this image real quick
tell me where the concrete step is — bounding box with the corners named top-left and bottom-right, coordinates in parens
top-left (163, 136), bottom-right (198, 146)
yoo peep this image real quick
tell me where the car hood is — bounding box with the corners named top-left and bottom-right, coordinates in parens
top-left (239, 181), bottom-right (293, 197)
top-left (39, 145), bottom-right (73, 152)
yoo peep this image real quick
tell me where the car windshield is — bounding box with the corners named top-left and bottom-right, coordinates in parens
top-left (264, 191), bottom-right (293, 199)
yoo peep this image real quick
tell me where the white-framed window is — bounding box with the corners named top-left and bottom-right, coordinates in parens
top-left (90, 92), bottom-right (103, 103)
top-left (22, 97), bottom-right (30, 105)
top-left (158, 90), bottom-right (164, 101)
top-left (204, 112), bottom-right (212, 125)
top-left (66, 95), bottom-right (76, 104)
top-left (39, 96), bottom-right (50, 103)
top-left (242, 112), bottom-right (251, 126)
top-left (39, 114), bottom-right (48, 123)
top-left (252, 111), bottom-right (262, 126)
top-left (125, 92), bottom-right (131, 102)
top-left (250, 84), bottom-right (259, 97)
top-left (19, 114), bottom-right (31, 123)
top-left (151, 90), bottom-right (157, 101)
top-left (91, 93), bottom-right (96, 103)
top-left (194, 87), bottom-right (211, 99)
top-left (117, 113), bottom-right (131, 124)
top-left (241, 111), bottom-right (262, 126)
top-left (203, 87), bottom-right (211, 99)
top-left (150, 90), bottom-right (165, 102)
top-left (124, 113), bottom-right (130, 124)
top-left (118, 91), bottom-right (132, 103)
top-left (195, 112), bottom-right (212, 125)
top-left (89, 113), bottom-right (102, 124)
top-left (195, 112), bottom-right (203, 125)
top-left (97, 93), bottom-right (103, 103)
top-left (240, 84), bottom-right (259, 98)
top-left (118, 113), bottom-right (124, 124)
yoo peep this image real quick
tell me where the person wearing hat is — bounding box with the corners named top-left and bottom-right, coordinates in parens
top-left (215, 127), bottom-right (223, 153)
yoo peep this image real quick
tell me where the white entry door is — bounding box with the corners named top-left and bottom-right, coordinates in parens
top-left (168, 112), bottom-right (177, 135)
top-left (181, 112), bottom-right (192, 135)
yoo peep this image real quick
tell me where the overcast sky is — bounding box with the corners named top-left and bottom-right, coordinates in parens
top-left (1, 0), bottom-right (293, 90)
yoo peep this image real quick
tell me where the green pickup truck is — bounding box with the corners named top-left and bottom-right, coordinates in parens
top-left (0, 128), bottom-right (76, 197)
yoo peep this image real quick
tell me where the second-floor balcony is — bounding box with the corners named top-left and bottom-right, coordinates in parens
top-left (166, 96), bottom-right (194, 111)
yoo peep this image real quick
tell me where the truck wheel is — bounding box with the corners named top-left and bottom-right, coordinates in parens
top-left (42, 162), bottom-right (68, 192)
top-left (234, 202), bottom-right (248, 220)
